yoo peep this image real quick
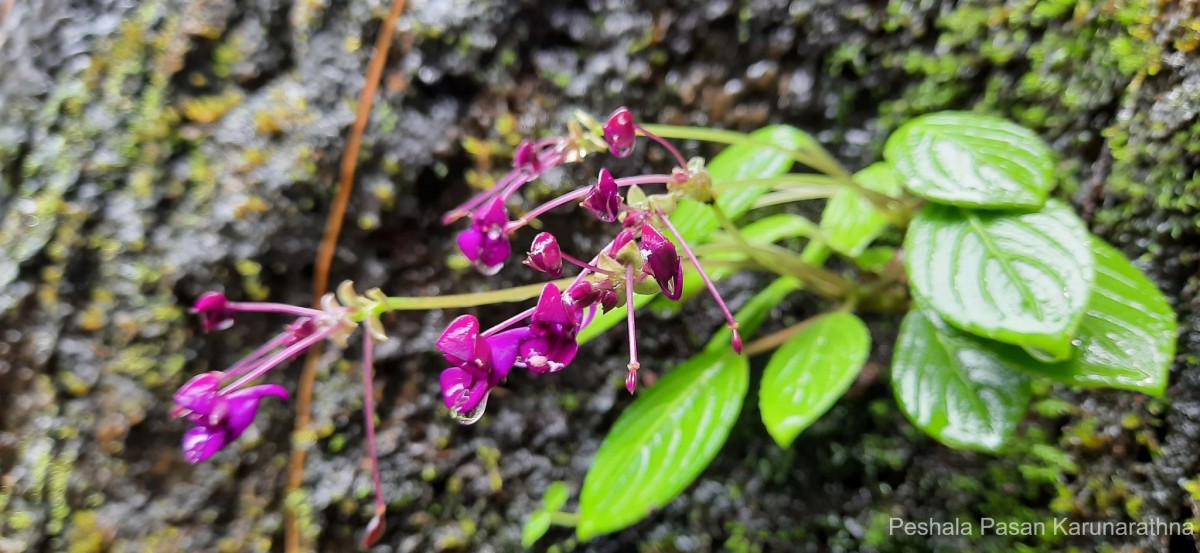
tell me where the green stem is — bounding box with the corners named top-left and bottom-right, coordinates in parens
top-left (549, 512), bottom-right (579, 527)
top-left (639, 124), bottom-right (850, 178)
top-left (714, 174), bottom-right (842, 190)
top-left (374, 278), bottom-right (573, 315)
top-left (707, 204), bottom-right (851, 297)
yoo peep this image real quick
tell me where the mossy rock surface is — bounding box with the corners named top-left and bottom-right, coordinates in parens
top-left (1, 0), bottom-right (1197, 551)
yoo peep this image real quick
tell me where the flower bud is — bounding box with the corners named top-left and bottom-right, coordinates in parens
top-left (603, 107), bottom-right (637, 158)
top-left (193, 292), bottom-right (236, 332)
top-left (525, 232), bottom-right (564, 278)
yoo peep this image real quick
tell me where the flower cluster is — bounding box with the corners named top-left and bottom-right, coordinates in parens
top-left (439, 107), bottom-right (741, 422)
top-left (179, 288), bottom-right (389, 546)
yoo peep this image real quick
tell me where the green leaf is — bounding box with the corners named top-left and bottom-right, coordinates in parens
top-left (579, 126), bottom-right (809, 344)
top-left (891, 309), bottom-right (1033, 452)
top-left (759, 312), bottom-right (870, 447)
top-left (577, 349), bottom-right (749, 540)
top-left (543, 481), bottom-right (570, 512)
top-left (854, 246), bottom-right (896, 272)
top-left (521, 510), bottom-right (552, 548)
top-left (820, 163), bottom-right (902, 256)
top-left (884, 112), bottom-right (1054, 209)
top-left (904, 200), bottom-right (1094, 359)
top-left (1018, 237), bottom-right (1177, 396)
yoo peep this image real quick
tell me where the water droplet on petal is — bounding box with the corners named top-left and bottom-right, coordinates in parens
top-left (451, 393), bottom-right (489, 425)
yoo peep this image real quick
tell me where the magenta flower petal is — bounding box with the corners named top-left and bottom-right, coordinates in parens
top-left (513, 140), bottom-right (542, 173)
top-left (437, 315), bottom-right (484, 367)
top-left (182, 425), bottom-right (229, 463)
top-left (173, 372), bottom-right (224, 415)
top-left (603, 107), bottom-right (637, 158)
top-left (456, 197), bottom-right (512, 275)
top-left (223, 384), bottom-right (289, 439)
top-left (582, 168), bottom-right (622, 222)
top-left (439, 367), bottom-right (490, 415)
top-left (193, 292), bottom-right (236, 332)
top-left (520, 335), bottom-right (578, 374)
top-left (486, 327), bottom-right (532, 381)
top-left (641, 224), bottom-right (684, 300)
top-left (531, 283), bottom-right (575, 329)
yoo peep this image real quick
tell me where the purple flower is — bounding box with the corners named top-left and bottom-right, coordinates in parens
top-left (520, 283), bottom-right (580, 374)
top-left (581, 168), bottom-right (622, 222)
top-left (513, 139), bottom-right (542, 173)
top-left (640, 224), bottom-right (683, 300)
top-left (193, 292), bottom-right (236, 332)
top-left (437, 314), bottom-right (530, 422)
top-left (525, 232), bottom-right (564, 278)
top-left (456, 196), bottom-right (513, 275)
top-left (603, 107), bottom-right (637, 158)
top-left (172, 372), bottom-right (288, 463)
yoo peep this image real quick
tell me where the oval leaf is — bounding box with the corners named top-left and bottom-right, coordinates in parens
top-left (1018, 237), bottom-right (1177, 396)
top-left (820, 163), bottom-right (902, 256)
top-left (521, 510), bottom-right (552, 548)
top-left (885, 112), bottom-right (1054, 209)
top-left (759, 312), bottom-right (871, 447)
top-left (904, 200), bottom-right (1094, 358)
top-left (577, 349), bottom-right (749, 540)
top-left (891, 310), bottom-right (1032, 452)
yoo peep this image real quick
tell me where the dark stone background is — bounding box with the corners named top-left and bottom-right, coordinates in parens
top-left (1, 0), bottom-right (1197, 551)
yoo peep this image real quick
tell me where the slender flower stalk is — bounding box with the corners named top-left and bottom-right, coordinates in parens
top-left (653, 205), bottom-right (742, 352)
top-left (359, 334), bottom-right (387, 548)
top-left (625, 264), bottom-right (639, 394)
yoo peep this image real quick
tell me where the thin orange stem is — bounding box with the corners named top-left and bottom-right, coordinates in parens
top-left (285, 1), bottom-right (407, 551)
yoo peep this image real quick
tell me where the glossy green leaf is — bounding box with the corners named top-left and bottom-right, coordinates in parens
top-left (543, 481), bottom-right (570, 511)
top-left (891, 309), bottom-right (1032, 452)
top-left (885, 112), bottom-right (1054, 209)
top-left (521, 510), bottom-right (552, 548)
top-left (904, 200), bottom-right (1094, 359)
top-left (579, 126), bottom-right (808, 343)
top-left (820, 163), bottom-right (902, 256)
top-left (759, 312), bottom-right (870, 447)
top-left (577, 349), bottom-right (749, 540)
top-left (1018, 237), bottom-right (1177, 396)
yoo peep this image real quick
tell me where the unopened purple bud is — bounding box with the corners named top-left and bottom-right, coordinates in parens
top-left (193, 292), bottom-right (236, 332)
top-left (582, 168), bottom-right (622, 222)
top-left (640, 224), bottom-right (683, 300)
top-left (513, 140), bottom-right (542, 173)
top-left (525, 232), bottom-right (564, 278)
top-left (731, 327), bottom-right (743, 354)
top-left (603, 107), bottom-right (637, 158)
top-left (568, 280), bottom-right (599, 307)
top-left (625, 367), bottom-right (638, 394)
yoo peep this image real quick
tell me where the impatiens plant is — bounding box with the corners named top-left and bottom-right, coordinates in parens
top-left (179, 108), bottom-right (1176, 547)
